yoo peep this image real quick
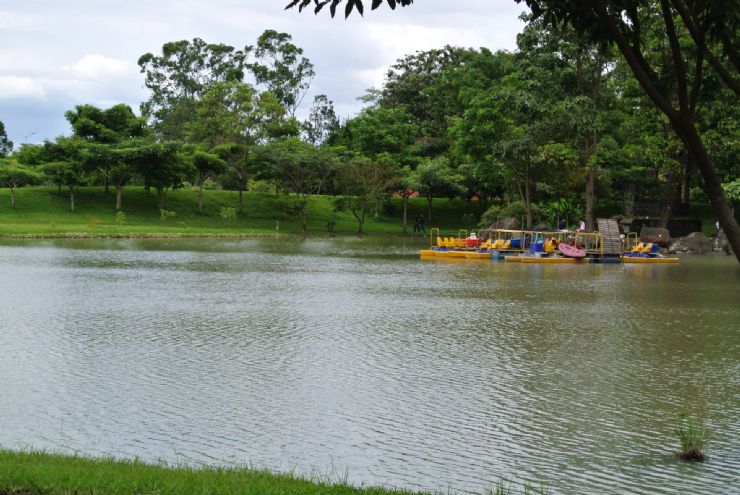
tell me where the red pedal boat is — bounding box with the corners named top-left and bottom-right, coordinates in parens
top-left (558, 243), bottom-right (586, 258)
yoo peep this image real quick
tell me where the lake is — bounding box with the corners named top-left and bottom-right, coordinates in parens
top-left (0, 237), bottom-right (738, 494)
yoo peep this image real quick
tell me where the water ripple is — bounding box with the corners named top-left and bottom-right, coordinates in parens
top-left (0, 239), bottom-right (738, 495)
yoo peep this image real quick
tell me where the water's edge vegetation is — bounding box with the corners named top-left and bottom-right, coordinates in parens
top-left (0, 450), bottom-right (548, 495)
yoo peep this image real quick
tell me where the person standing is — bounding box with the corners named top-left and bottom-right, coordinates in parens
top-left (418, 213), bottom-right (425, 233)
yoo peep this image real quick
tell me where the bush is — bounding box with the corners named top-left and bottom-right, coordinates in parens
top-left (115, 211), bottom-right (126, 225)
top-left (219, 207), bottom-right (236, 223)
top-left (159, 209), bottom-right (177, 222)
top-left (249, 180), bottom-right (274, 193)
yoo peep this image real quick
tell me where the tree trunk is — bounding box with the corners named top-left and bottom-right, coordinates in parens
top-left (682, 158), bottom-right (691, 207)
top-left (300, 210), bottom-right (307, 232)
top-left (198, 185), bottom-right (203, 214)
top-left (156, 187), bottom-right (165, 210)
top-left (524, 164), bottom-right (533, 229)
top-left (659, 172), bottom-right (680, 228)
top-left (402, 194), bottom-right (409, 235)
top-left (69, 187), bottom-right (75, 212)
top-left (427, 195), bottom-right (433, 224)
top-left (104, 176), bottom-right (109, 194)
top-left (238, 189), bottom-right (244, 215)
top-left (585, 167), bottom-right (595, 231)
top-left (10, 185), bottom-right (16, 209)
top-left (115, 184), bottom-right (123, 211)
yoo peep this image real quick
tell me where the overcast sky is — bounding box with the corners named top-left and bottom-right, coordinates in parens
top-left (0, 0), bottom-right (528, 148)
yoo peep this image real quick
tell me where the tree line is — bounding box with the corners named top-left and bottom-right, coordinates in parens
top-left (1, 11), bottom-right (739, 243)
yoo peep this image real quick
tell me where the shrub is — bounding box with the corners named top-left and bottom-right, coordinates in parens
top-left (219, 207), bottom-right (236, 223)
top-left (115, 211), bottom-right (126, 225)
top-left (159, 209), bottom-right (177, 222)
top-left (249, 180), bottom-right (274, 193)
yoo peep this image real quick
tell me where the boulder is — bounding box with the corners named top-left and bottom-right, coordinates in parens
top-left (684, 232), bottom-right (713, 254)
top-left (488, 216), bottom-right (520, 230)
top-left (717, 229), bottom-right (733, 255)
top-left (640, 226), bottom-right (670, 246)
top-left (532, 222), bottom-right (549, 231)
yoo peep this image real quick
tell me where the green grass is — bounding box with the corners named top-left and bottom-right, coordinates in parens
top-left (0, 450), bottom-right (551, 495)
top-left (0, 187), bottom-right (485, 238)
top-left (674, 415), bottom-right (707, 462)
top-left (0, 450), bottom-right (419, 495)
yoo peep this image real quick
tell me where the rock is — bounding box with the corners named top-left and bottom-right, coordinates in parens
top-left (532, 222), bottom-right (549, 231)
top-left (488, 216), bottom-right (520, 230)
top-left (684, 232), bottom-right (713, 254)
top-left (717, 229), bottom-right (733, 255)
top-left (640, 227), bottom-right (670, 246)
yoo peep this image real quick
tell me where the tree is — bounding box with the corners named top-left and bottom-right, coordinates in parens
top-left (302, 94), bottom-right (339, 145)
top-left (136, 142), bottom-right (192, 210)
top-left (380, 46), bottom-right (471, 157)
top-left (286, 0), bottom-right (740, 262)
top-left (65, 103), bottom-right (147, 194)
top-left (41, 138), bottom-right (91, 211)
top-left (332, 106), bottom-right (418, 231)
top-left (191, 150), bottom-right (227, 214)
top-left (138, 39), bottom-right (248, 139)
top-left (107, 141), bottom-right (146, 211)
top-left (189, 81), bottom-right (295, 213)
top-left (0, 120), bottom-right (13, 156)
top-left (450, 65), bottom-right (561, 229)
top-left (248, 30), bottom-right (315, 116)
top-left (407, 156), bottom-right (464, 223)
top-left (333, 157), bottom-right (395, 233)
top-left (0, 159), bottom-right (42, 208)
top-left (286, 0), bottom-right (413, 18)
top-left (515, 0), bottom-right (740, 259)
top-left (255, 138), bottom-right (338, 231)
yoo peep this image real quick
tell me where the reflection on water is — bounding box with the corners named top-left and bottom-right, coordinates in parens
top-left (0, 238), bottom-right (738, 494)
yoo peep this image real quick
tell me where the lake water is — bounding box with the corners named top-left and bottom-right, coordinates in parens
top-left (0, 238), bottom-right (738, 494)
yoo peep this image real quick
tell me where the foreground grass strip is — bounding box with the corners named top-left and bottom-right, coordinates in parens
top-left (0, 450), bottom-right (422, 495)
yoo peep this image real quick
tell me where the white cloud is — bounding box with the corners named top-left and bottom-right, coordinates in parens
top-left (0, 76), bottom-right (46, 100)
top-left (0, 0), bottom-right (527, 146)
top-left (63, 54), bottom-right (137, 79)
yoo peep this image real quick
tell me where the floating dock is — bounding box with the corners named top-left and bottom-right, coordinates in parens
top-left (513, 256), bottom-right (588, 264)
top-left (421, 226), bottom-right (679, 265)
top-left (622, 257), bottom-right (679, 263)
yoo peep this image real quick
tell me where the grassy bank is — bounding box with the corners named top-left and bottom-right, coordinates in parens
top-left (0, 187), bottom-right (483, 237)
top-left (0, 450), bottom-right (549, 495)
top-left (0, 450), bottom-right (417, 495)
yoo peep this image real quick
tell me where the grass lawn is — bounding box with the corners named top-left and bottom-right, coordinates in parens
top-left (0, 450), bottom-right (551, 495)
top-left (0, 187), bottom-right (485, 238)
top-left (0, 450), bottom-right (420, 495)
